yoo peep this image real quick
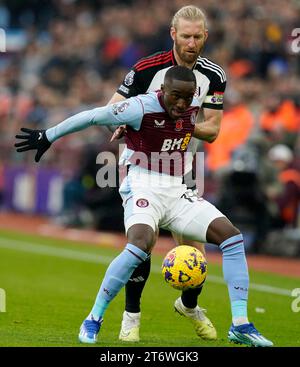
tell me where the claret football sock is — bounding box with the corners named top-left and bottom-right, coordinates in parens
top-left (219, 234), bottom-right (249, 324)
top-left (90, 243), bottom-right (148, 320)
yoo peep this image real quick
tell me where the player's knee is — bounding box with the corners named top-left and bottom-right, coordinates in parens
top-left (218, 224), bottom-right (241, 244)
top-left (217, 225), bottom-right (242, 248)
top-left (206, 217), bottom-right (241, 245)
top-left (127, 224), bottom-right (156, 253)
top-left (227, 225), bottom-right (241, 238)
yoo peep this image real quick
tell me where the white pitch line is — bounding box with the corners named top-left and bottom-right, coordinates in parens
top-left (206, 274), bottom-right (293, 297)
top-left (0, 237), bottom-right (294, 297)
top-left (0, 238), bottom-right (112, 264)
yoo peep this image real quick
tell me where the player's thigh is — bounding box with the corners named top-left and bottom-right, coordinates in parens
top-left (167, 196), bottom-right (225, 243)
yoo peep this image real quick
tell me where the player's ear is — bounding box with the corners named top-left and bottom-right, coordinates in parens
top-left (170, 26), bottom-right (176, 41)
top-left (204, 30), bottom-right (208, 42)
top-left (161, 84), bottom-right (165, 92)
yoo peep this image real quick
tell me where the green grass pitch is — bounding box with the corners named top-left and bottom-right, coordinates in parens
top-left (0, 229), bottom-right (299, 347)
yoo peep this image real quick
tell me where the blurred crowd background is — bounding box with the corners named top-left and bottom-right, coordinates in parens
top-left (1, 0), bottom-right (300, 255)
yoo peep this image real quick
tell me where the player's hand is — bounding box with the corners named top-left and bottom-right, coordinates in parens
top-left (110, 125), bottom-right (127, 142)
top-left (15, 127), bottom-right (52, 162)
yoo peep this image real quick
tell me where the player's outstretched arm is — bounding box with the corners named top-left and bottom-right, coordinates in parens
top-left (15, 98), bottom-right (143, 161)
top-left (15, 128), bottom-right (51, 162)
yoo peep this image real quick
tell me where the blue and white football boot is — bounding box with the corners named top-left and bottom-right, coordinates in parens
top-left (228, 322), bottom-right (273, 347)
top-left (78, 315), bottom-right (103, 344)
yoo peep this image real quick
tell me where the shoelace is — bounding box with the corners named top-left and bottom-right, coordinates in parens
top-left (84, 319), bottom-right (101, 333)
top-left (123, 316), bottom-right (140, 329)
top-left (193, 307), bottom-right (207, 321)
top-left (245, 322), bottom-right (260, 335)
top-left (234, 322), bottom-right (260, 335)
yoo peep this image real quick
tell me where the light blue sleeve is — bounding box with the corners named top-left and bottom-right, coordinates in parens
top-left (46, 97), bottom-right (144, 143)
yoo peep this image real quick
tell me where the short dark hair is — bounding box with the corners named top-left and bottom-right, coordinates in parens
top-left (165, 65), bottom-right (196, 85)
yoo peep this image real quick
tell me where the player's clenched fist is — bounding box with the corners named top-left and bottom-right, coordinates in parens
top-left (15, 127), bottom-right (52, 162)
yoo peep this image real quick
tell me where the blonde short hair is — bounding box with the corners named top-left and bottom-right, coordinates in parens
top-left (171, 5), bottom-right (208, 29)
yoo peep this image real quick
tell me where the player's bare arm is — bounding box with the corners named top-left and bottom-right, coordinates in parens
top-left (107, 92), bottom-right (127, 140)
top-left (107, 92), bottom-right (126, 105)
top-left (192, 108), bottom-right (222, 143)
